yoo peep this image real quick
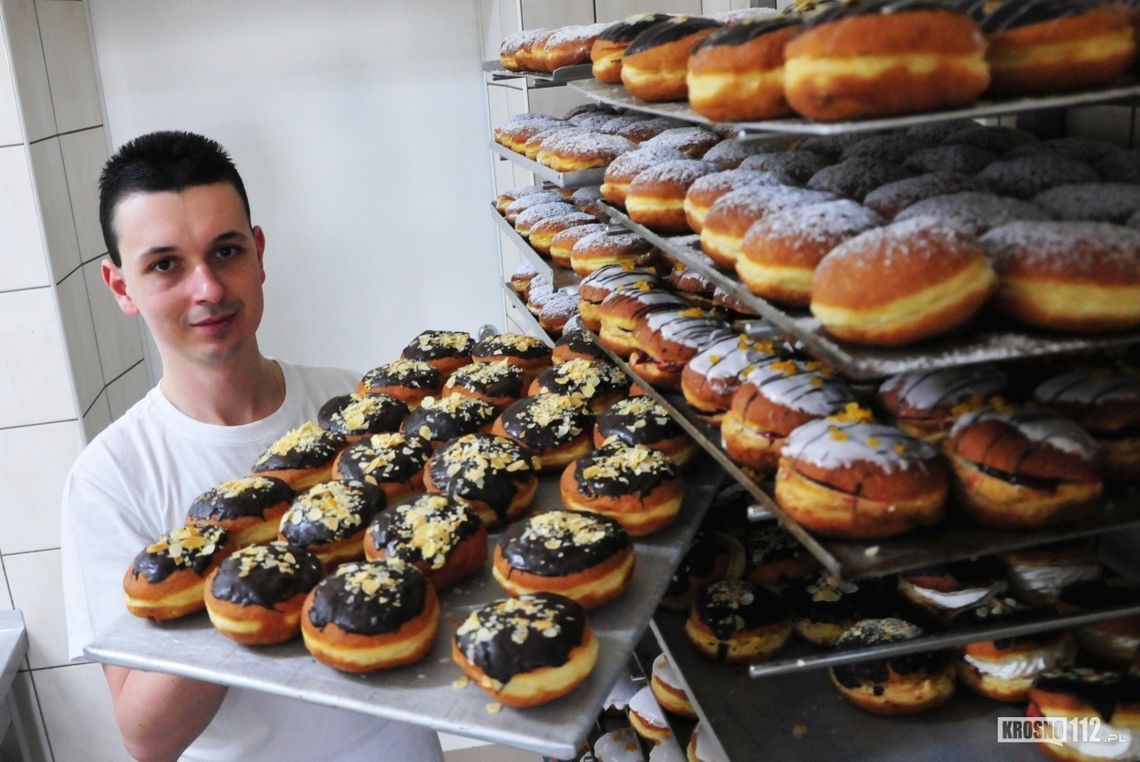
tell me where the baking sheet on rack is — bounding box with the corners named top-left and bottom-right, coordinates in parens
top-left (483, 61), bottom-right (593, 87)
top-left (570, 78), bottom-right (1140, 136)
top-left (650, 613), bottom-right (1042, 762)
top-left (600, 202), bottom-right (1140, 380)
top-left (490, 141), bottom-right (607, 188)
top-left (86, 463), bottom-right (723, 759)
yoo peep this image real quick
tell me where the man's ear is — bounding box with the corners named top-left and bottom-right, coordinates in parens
top-left (101, 259), bottom-right (141, 317)
top-left (253, 225), bottom-right (266, 284)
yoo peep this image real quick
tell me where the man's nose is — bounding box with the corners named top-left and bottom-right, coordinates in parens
top-left (190, 263), bottom-right (225, 302)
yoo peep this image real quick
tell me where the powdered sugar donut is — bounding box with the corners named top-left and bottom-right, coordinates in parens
top-left (537, 132), bottom-right (636, 173)
top-left (683, 169), bottom-right (783, 233)
top-left (700, 184), bottom-right (836, 268)
top-left (601, 146), bottom-right (689, 207)
top-left (701, 138), bottom-right (779, 170)
top-left (571, 231), bottom-right (658, 277)
top-left (626, 159), bottom-right (720, 234)
top-left (641, 127), bottom-right (721, 159)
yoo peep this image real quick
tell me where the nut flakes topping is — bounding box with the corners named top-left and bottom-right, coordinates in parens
top-left (145, 524), bottom-right (225, 564)
top-left (413, 331), bottom-right (472, 352)
top-left (479, 333), bottom-right (545, 354)
top-left (521, 511), bottom-right (614, 549)
top-left (335, 559), bottom-right (409, 602)
top-left (211, 476), bottom-right (278, 497)
top-left (233, 541), bottom-right (302, 577)
top-left (446, 359), bottom-right (523, 387)
top-left (283, 480), bottom-right (371, 533)
top-left (255, 421), bottom-right (335, 464)
top-left (580, 442), bottom-right (673, 482)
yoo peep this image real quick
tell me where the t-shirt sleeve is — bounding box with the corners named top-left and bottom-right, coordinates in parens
top-left (60, 449), bottom-right (158, 662)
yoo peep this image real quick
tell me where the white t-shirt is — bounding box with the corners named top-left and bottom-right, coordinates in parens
top-left (60, 361), bottom-right (442, 762)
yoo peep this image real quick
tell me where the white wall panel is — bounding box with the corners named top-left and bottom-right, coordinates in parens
top-left (37, 0), bottom-right (104, 132)
top-left (0, 0), bottom-right (56, 142)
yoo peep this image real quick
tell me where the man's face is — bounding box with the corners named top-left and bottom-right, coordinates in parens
top-left (101, 182), bottom-right (266, 368)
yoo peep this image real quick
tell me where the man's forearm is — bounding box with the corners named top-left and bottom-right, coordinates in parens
top-left (104, 665), bottom-right (228, 762)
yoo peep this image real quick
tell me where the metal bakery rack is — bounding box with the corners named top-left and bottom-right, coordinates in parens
top-left (490, 141), bottom-right (608, 188)
top-left (483, 60), bottom-right (593, 89)
top-left (489, 202), bottom-right (582, 287)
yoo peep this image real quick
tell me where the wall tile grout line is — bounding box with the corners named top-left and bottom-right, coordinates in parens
top-left (30, 123), bottom-right (102, 145)
top-left (0, 418), bottom-right (76, 434)
top-left (0, 283), bottom-right (51, 297)
top-left (0, 547), bottom-right (61, 559)
top-left (103, 357), bottom-right (144, 388)
top-left (0, 140), bottom-right (23, 149)
top-left (82, 387), bottom-right (105, 418)
top-left (55, 250), bottom-right (112, 288)
top-left (26, 671), bottom-right (56, 761)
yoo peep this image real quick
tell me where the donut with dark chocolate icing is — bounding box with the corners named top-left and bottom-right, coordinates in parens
top-left (278, 478), bottom-right (384, 567)
top-left (560, 440), bottom-right (683, 536)
top-left (400, 330), bottom-right (475, 376)
top-left (660, 529), bottom-right (745, 611)
top-left (301, 558), bottom-right (439, 672)
top-left (493, 510), bottom-right (634, 608)
top-left (442, 359), bottom-right (527, 411)
top-left (124, 524), bottom-right (235, 621)
top-left (317, 392), bottom-right (409, 444)
top-left (364, 493), bottom-right (486, 590)
top-left (529, 358), bottom-right (631, 414)
top-left (830, 617), bottom-right (956, 714)
top-left (424, 432), bottom-right (539, 528)
top-left (1029, 667), bottom-right (1140, 726)
top-left (591, 13), bottom-right (674, 83)
top-left (553, 329), bottom-right (608, 364)
top-left (452, 593), bottom-right (598, 707)
top-left (788, 572), bottom-right (899, 648)
top-left (1058, 577), bottom-right (1140, 667)
top-left (492, 393), bottom-right (594, 470)
top-left (203, 540), bottom-right (322, 644)
top-left (332, 430), bottom-right (432, 501)
top-left (594, 395), bottom-right (696, 468)
top-left (742, 522), bottom-right (819, 586)
top-left (186, 475), bottom-right (294, 547)
top-left (358, 358), bottom-right (442, 409)
top-left (686, 580), bottom-right (793, 663)
top-left (250, 421), bottom-right (346, 491)
top-left (400, 392), bottom-right (497, 450)
top-left (621, 16), bottom-right (724, 101)
top-left (471, 333), bottom-right (552, 378)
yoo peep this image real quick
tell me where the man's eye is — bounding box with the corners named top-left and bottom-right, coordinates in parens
top-left (150, 259), bottom-right (174, 273)
top-left (217, 246), bottom-right (240, 259)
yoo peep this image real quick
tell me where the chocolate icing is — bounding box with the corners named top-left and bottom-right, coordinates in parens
top-left (667, 531), bottom-right (728, 597)
top-left (554, 330), bottom-right (607, 360)
top-left (945, 596), bottom-right (1061, 648)
top-left (695, 580), bottom-right (790, 641)
top-left (187, 476), bottom-right (294, 521)
top-left (401, 393), bottom-right (497, 444)
top-left (472, 333), bottom-right (552, 361)
top-left (831, 618), bottom-right (953, 689)
top-left (367, 494), bottom-right (483, 570)
top-left (499, 394), bottom-right (594, 450)
top-left (624, 16), bottom-right (723, 57)
top-left (803, 0), bottom-right (965, 28)
top-left (573, 441), bottom-right (677, 499)
top-left (306, 559), bottom-right (429, 635)
top-left (788, 573), bottom-right (898, 625)
top-left (498, 511), bottom-right (631, 577)
top-left (278, 479), bottom-right (384, 547)
top-left (252, 421), bottom-right (346, 472)
top-left (744, 524), bottom-right (808, 568)
top-left (208, 541), bottom-right (322, 608)
top-left (336, 431), bottom-right (432, 485)
top-left (360, 359), bottom-right (442, 391)
top-left (967, 0), bottom-right (1116, 33)
top-left (596, 396), bottom-right (682, 448)
top-left (401, 330), bottom-right (474, 361)
top-left (902, 556), bottom-right (1007, 588)
top-left (317, 392), bottom-right (409, 438)
top-left (444, 360), bottom-right (526, 399)
top-left (694, 15), bottom-right (800, 50)
top-left (130, 524), bottom-right (229, 583)
top-left (454, 593), bottom-right (587, 683)
top-left (597, 13), bottom-right (674, 43)
top-left (1059, 577), bottom-right (1140, 610)
top-left (426, 433), bottom-right (536, 522)
top-left (534, 359), bottom-right (630, 402)
top-left (1032, 668), bottom-right (1140, 722)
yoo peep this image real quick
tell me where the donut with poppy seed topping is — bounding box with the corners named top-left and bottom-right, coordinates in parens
top-left (471, 333), bottom-right (552, 379)
top-left (591, 13), bottom-right (673, 83)
top-left (452, 593), bottom-right (598, 707)
top-left (621, 16), bottom-right (724, 102)
top-left (250, 421), bottom-right (347, 491)
top-left (595, 395), bottom-right (696, 468)
top-left (529, 358), bottom-right (631, 414)
top-left (332, 430), bottom-right (432, 502)
top-left (829, 618), bottom-right (956, 714)
top-left (302, 558), bottom-right (439, 672)
top-left (203, 541), bottom-right (322, 645)
top-left (493, 510), bottom-right (634, 609)
top-left (686, 580), bottom-right (793, 663)
top-left (186, 475), bottom-right (294, 547)
top-left (363, 493), bottom-right (486, 590)
top-left (560, 441), bottom-right (683, 536)
top-left (400, 330), bottom-right (475, 376)
top-left (317, 392), bottom-right (408, 445)
top-left (424, 432), bottom-right (539, 528)
top-left (358, 358), bottom-right (442, 410)
top-left (399, 393), bottom-right (497, 451)
top-left (124, 524), bottom-right (235, 621)
top-left (775, 404), bottom-right (949, 539)
top-left (442, 359), bottom-right (527, 412)
top-left (944, 406), bottom-right (1104, 529)
top-left (278, 478), bottom-right (384, 568)
top-left (492, 393), bottom-right (594, 471)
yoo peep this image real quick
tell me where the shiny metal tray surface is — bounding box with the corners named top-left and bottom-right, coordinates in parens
top-left (85, 458), bottom-right (723, 759)
top-left (501, 283), bottom-right (556, 348)
top-left (571, 78), bottom-right (1140, 137)
top-left (483, 60), bottom-right (593, 88)
top-left (650, 612), bottom-right (1044, 762)
top-left (599, 202), bottom-right (1140, 381)
top-left (490, 141), bottom-right (608, 188)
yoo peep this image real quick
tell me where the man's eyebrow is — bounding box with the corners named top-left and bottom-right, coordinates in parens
top-left (140, 230), bottom-right (247, 259)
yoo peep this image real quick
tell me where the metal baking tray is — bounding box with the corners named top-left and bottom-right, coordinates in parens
top-left (490, 204), bottom-right (583, 287)
top-left (598, 202), bottom-right (1140, 381)
top-left (570, 78), bottom-right (1140, 137)
top-left (483, 60), bottom-right (593, 88)
top-left (85, 460), bottom-right (723, 759)
top-left (652, 612), bottom-right (1042, 762)
top-left (490, 142), bottom-right (608, 188)
top-left (501, 283), bottom-right (556, 348)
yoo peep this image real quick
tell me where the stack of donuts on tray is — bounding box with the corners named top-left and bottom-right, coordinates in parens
top-left (121, 326), bottom-right (712, 710)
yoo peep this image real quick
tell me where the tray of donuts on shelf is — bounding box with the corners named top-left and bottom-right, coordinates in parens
top-left (643, 484), bottom-right (1140, 761)
top-left (545, 1), bottom-right (1140, 132)
top-left (86, 327), bottom-right (737, 758)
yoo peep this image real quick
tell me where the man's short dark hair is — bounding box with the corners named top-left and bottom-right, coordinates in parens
top-left (98, 131), bottom-right (251, 266)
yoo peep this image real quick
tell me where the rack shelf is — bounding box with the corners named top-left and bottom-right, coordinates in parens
top-left (490, 141), bottom-right (607, 188)
top-left (483, 60), bottom-right (593, 89)
top-left (599, 202), bottom-right (1140, 381)
top-left (570, 77), bottom-right (1140, 137)
top-left (490, 204), bottom-right (581, 288)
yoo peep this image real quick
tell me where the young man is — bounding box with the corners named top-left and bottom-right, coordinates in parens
top-left (60, 131), bottom-right (443, 761)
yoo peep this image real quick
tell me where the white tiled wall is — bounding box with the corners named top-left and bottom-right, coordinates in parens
top-left (0, 0), bottom-right (147, 759)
